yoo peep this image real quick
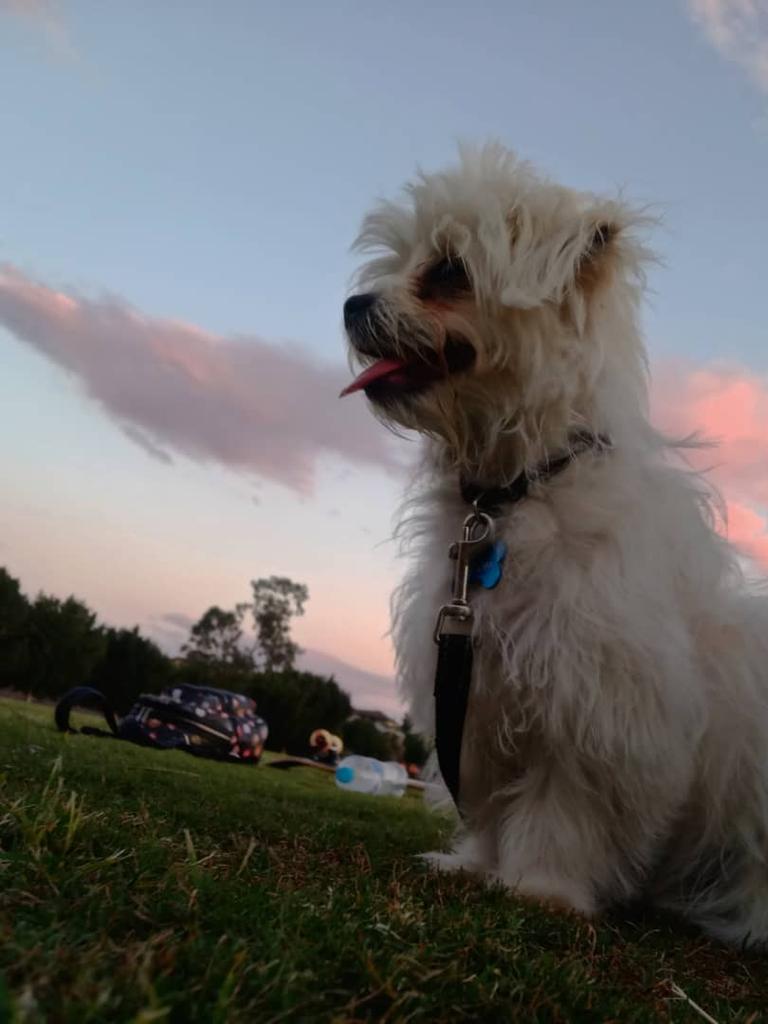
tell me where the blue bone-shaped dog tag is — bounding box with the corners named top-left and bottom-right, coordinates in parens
top-left (469, 540), bottom-right (507, 589)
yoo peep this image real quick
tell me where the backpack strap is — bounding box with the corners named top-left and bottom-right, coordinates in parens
top-left (54, 686), bottom-right (120, 738)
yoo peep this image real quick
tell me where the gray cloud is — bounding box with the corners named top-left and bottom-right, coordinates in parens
top-left (0, 264), bottom-right (401, 493)
top-left (121, 425), bottom-right (175, 466)
top-left (159, 612), bottom-right (196, 632)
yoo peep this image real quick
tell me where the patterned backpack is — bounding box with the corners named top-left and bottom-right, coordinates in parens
top-left (55, 683), bottom-right (268, 763)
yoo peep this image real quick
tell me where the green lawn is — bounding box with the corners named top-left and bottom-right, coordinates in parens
top-left (0, 698), bottom-right (766, 1023)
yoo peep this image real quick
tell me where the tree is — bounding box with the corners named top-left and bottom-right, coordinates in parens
top-left (241, 577), bottom-right (308, 673)
top-left (26, 594), bottom-right (106, 700)
top-left (88, 627), bottom-right (171, 714)
top-left (0, 568), bottom-right (31, 689)
top-left (182, 606), bottom-right (251, 669)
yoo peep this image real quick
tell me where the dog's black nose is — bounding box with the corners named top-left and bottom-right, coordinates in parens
top-left (344, 292), bottom-right (376, 326)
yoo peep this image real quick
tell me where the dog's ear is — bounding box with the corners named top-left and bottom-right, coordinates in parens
top-left (574, 222), bottom-right (619, 298)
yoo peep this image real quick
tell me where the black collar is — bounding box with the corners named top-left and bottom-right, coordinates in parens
top-left (459, 432), bottom-right (611, 514)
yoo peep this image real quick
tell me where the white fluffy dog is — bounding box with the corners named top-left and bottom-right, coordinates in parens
top-left (341, 143), bottom-right (768, 947)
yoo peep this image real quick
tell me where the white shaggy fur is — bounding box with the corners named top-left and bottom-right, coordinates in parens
top-left (344, 143), bottom-right (768, 947)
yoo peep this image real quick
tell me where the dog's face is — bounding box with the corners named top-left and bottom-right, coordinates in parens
top-left (342, 144), bottom-right (646, 471)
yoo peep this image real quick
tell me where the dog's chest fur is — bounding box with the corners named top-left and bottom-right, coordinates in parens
top-left (395, 464), bottom-right (586, 743)
top-left (394, 449), bottom-right (709, 805)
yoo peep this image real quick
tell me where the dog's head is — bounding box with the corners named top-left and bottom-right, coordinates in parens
top-left (342, 143), bottom-right (650, 475)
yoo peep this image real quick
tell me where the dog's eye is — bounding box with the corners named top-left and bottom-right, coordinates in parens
top-left (418, 255), bottom-right (471, 301)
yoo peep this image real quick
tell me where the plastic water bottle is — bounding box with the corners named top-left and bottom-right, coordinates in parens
top-left (335, 756), bottom-right (407, 798)
top-left (379, 760), bottom-right (408, 797)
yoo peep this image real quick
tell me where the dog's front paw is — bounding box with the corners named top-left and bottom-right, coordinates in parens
top-left (502, 869), bottom-right (597, 916)
top-left (419, 849), bottom-right (482, 876)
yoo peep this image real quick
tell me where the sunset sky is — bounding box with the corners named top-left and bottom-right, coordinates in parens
top-left (1, 0), bottom-right (767, 714)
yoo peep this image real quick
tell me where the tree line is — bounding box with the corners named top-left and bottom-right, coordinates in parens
top-left (0, 567), bottom-right (427, 765)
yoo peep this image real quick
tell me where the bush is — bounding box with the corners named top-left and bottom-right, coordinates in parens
top-left (0, 568), bottom-right (30, 690)
top-left (170, 658), bottom-right (253, 694)
top-left (88, 628), bottom-right (172, 714)
top-left (243, 671), bottom-right (352, 754)
top-left (342, 717), bottom-right (396, 760)
top-left (403, 729), bottom-right (430, 767)
top-left (26, 595), bottom-right (106, 700)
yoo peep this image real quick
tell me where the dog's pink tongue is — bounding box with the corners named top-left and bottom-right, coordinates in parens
top-left (339, 358), bottom-right (409, 397)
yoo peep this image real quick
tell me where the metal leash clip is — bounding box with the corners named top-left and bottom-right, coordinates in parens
top-left (433, 511), bottom-right (495, 643)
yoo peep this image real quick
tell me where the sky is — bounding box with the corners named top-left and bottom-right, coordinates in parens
top-left (1, 0), bottom-right (767, 714)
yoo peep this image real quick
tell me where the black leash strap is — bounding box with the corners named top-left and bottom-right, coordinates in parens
top-left (431, 510), bottom-right (493, 813)
top-left (434, 632), bottom-right (474, 808)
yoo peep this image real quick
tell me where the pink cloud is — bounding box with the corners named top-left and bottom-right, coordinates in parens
top-left (688, 0), bottom-right (768, 94)
top-left (1, 0), bottom-right (76, 59)
top-left (651, 359), bottom-right (768, 568)
top-left (725, 499), bottom-right (768, 567)
top-left (0, 264), bottom-right (400, 494)
top-left (2, 0), bottom-right (55, 18)
top-left (1, 262), bottom-right (765, 567)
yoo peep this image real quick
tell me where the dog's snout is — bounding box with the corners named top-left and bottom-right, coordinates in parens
top-left (344, 292), bottom-right (376, 327)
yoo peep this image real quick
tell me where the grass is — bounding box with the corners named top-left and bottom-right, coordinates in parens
top-left (0, 698), bottom-right (766, 1023)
